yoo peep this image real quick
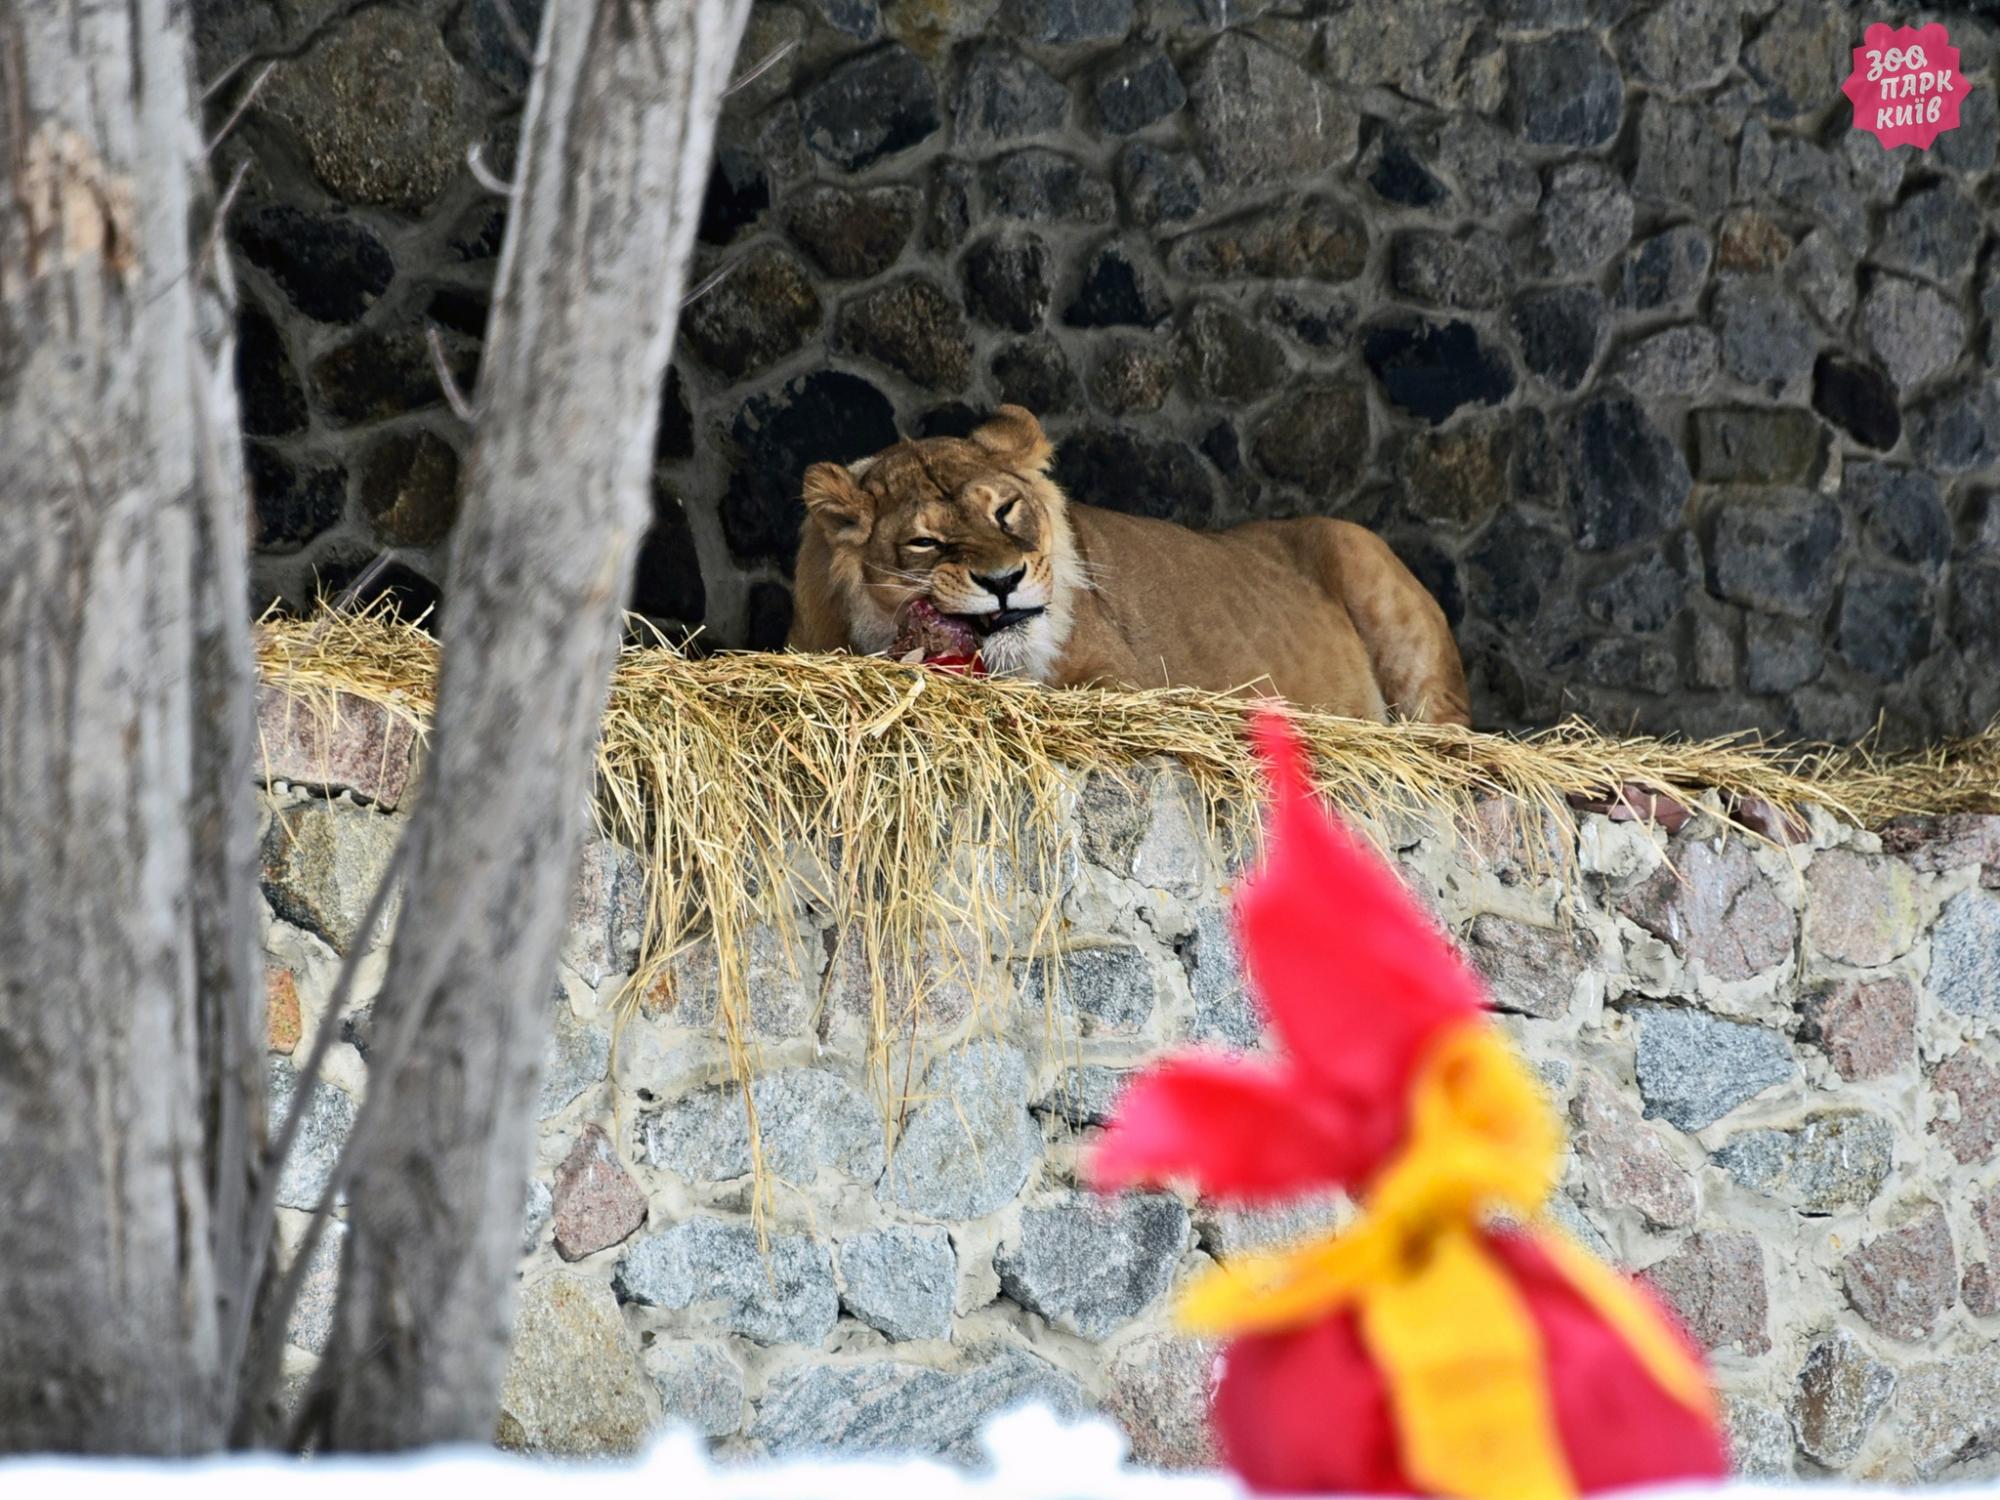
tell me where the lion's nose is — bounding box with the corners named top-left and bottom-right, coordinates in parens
top-left (971, 568), bottom-right (1026, 605)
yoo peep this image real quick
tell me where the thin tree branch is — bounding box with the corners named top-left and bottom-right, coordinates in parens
top-left (241, 962), bottom-right (429, 1445)
top-left (223, 831), bottom-right (414, 1410)
top-left (202, 51), bottom-right (253, 100)
top-left (205, 61), bottom-right (277, 156)
top-left (465, 142), bottom-right (517, 197)
top-left (680, 257), bottom-right (741, 308)
top-left (140, 157), bottom-right (251, 312)
top-left (194, 159), bottom-right (252, 282)
top-left (326, 553), bottom-right (397, 614)
top-left (722, 38), bottom-right (795, 97)
top-left (427, 327), bottom-right (475, 421)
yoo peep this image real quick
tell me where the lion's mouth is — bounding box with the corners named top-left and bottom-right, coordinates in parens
top-left (890, 598), bottom-right (1045, 664)
top-left (961, 606), bottom-right (1045, 636)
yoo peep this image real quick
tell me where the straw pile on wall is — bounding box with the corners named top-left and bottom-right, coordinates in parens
top-left (254, 607), bottom-right (2000, 1100)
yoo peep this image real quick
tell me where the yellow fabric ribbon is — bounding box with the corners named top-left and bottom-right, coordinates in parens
top-left (1176, 1022), bottom-right (1713, 1500)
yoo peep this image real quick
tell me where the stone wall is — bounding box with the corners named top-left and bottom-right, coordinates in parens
top-left (201, 0), bottom-right (2000, 749)
top-left (260, 689), bottom-right (2000, 1481)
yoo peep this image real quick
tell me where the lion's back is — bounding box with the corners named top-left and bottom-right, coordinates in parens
top-left (1056, 506), bottom-right (1390, 715)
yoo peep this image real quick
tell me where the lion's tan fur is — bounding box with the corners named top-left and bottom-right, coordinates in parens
top-left (788, 407), bottom-right (1470, 726)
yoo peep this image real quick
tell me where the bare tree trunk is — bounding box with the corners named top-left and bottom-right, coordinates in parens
top-left (0, 0), bottom-right (258, 1455)
top-left (317, 0), bottom-right (748, 1448)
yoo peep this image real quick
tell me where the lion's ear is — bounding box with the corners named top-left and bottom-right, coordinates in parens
top-left (801, 462), bottom-right (875, 544)
top-left (970, 405), bottom-right (1053, 474)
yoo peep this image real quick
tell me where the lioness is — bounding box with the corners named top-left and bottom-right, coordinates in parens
top-left (787, 406), bottom-right (1470, 726)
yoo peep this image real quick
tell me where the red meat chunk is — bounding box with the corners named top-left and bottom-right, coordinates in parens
top-left (890, 598), bottom-right (982, 665)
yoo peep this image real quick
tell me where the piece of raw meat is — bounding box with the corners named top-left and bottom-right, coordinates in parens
top-left (889, 598), bottom-right (984, 673)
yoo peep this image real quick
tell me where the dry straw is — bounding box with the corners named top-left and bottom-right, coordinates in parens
top-left (255, 605), bottom-right (1999, 1215)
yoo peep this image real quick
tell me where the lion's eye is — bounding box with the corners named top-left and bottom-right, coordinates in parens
top-left (905, 536), bottom-right (944, 551)
top-left (995, 498), bottom-right (1018, 528)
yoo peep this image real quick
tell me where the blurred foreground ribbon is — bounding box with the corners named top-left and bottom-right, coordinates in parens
top-left (1174, 1022), bottom-right (1713, 1500)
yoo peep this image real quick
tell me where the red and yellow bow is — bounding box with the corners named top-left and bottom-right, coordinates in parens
top-left (1090, 712), bottom-right (1728, 1499)
top-left (1175, 1022), bottom-right (1714, 1500)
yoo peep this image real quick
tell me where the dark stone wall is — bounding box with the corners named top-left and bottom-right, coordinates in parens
top-left (203, 0), bottom-right (2000, 746)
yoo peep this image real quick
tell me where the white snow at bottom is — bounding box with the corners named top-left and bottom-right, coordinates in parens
top-left (0, 1405), bottom-right (1988, 1498)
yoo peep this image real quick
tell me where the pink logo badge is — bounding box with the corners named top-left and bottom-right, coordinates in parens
top-left (1843, 22), bottom-right (1970, 150)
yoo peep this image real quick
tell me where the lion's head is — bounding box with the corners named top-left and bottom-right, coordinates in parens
top-left (798, 406), bottom-right (1081, 678)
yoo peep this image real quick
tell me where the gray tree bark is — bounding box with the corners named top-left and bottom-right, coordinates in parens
top-left (0, 0), bottom-right (260, 1455)
top-left (316, 0), bottom-right (749, 1448)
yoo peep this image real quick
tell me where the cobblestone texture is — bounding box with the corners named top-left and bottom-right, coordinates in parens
top-left (255, 707), bottom-right (2000, 1481)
